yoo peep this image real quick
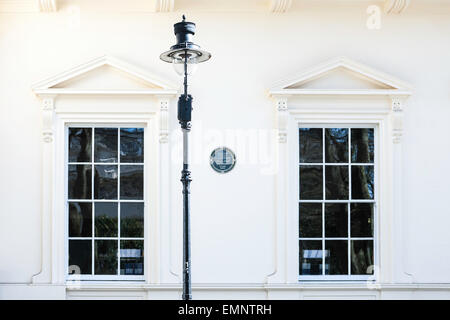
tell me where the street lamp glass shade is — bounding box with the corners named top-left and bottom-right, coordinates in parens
top-left (172, 55), bottom-right (198, 76)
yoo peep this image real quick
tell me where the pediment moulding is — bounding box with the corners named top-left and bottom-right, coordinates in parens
top-left (269, 56), bottom-right (412, 97)
top-left (32, 55), bottom-right (177, 97)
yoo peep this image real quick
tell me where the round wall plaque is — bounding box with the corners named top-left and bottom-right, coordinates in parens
top-left (210, 147), bottom-right (236, 174)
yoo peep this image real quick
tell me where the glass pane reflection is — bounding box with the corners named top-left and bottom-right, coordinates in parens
top-left (69, 128), bottom-right (92, 162)
top-left (95, 240), bottom-right (117, 275)
top-left (69, 240), bottom-right (92, 275)
top-left (351, 203), bottom-right (374, 237)
top-left (94, 165), bottom-right (118, 199)
top-left (351, 128), bottom-right (374, 163)
top-left (299, 203), bottom-right (322, 238)
top-left (325, 204), bottom-right (348, 237)
top-left (299, 165), bottom-right (323, 200)
top-left (351, 240), bottom-right (374, 275)
top-left (325, 240), bottom-right (348, 275)
top-left (120, 165), bottom-right (144, 200)
top-left (325, 128), bottom-right (348, 163)
top-left (95, 202), bottom-right (118, 237)
top-left (94, 128), bottom-right (118, 163)
top-left (299, 128), bottom-right (322, 163)
top-left (120, 240), bottom-right (144, 275)
top-left (120, 128), bottom-right (144, 163)
top-left (351, 166), bottom-right (374, 199)
top-left (299, 240), bottom-right (322, 275)
top-left (68, 165), bottom-right (92, 199)
top-left (69, 202), bottom-right (92, 237)
top-left (325, 166), bottom-right (349, 200)
top-left (121, 203), bottom-right (144, 238)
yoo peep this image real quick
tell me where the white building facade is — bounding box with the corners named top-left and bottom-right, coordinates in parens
top-left (0, 0), bottom-right (450, 300)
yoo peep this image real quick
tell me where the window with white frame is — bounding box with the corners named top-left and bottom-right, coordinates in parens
top-left (298, 125), bottom-right (376, 280)
top-left (67, 126), bottom-right (145, 279)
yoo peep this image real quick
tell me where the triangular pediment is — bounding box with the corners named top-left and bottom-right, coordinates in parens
top-left (32, 55), bottom-right (177, 95)
top-left (270, 57), bottom-right (412, 96)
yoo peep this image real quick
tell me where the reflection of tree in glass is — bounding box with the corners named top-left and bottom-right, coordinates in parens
top-left (325, 128), bottom-right (348, 163)
top-left (351, 241), bottom-right (374, 274)
top-left (95, 241), bottom-right (117, 275)
top-left (69, 128), bottom-right (91, 162)
top-left (95, 215), bottom-right (117, 237)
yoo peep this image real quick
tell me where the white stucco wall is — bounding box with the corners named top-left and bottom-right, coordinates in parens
top-left (0, 1), bottom-right (450, 299)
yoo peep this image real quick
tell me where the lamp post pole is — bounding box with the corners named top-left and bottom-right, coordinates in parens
top-left (180, 49), bottom-right (192, 300)
top-left (160, 15), bottom-right (211, 301)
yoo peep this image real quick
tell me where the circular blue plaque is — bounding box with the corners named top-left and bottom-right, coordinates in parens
top-left (210, 147), bottom-right (236, 174)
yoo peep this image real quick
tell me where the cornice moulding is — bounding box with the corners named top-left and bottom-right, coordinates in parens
top-left (155, 0), bottom-right (174, 12)
top-left (269, 0), bottom-right (292, 13)
top-left (385, 0), bottom-right (411, 14)
top-left (38, 0), bottom-right (57, 12)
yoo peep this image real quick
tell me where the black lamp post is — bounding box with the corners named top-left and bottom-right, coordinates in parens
top-left (160, 15), bottom-right (211, 301)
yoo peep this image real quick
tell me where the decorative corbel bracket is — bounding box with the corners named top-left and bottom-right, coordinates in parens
top-left (41, 95), bottom-right (56, 143)
top-left (274, 97), bottom-right (288, 143)
top-left (390, 95), bottom-right (408, 144)
top-left (157, 97), bottom-right (171, 143)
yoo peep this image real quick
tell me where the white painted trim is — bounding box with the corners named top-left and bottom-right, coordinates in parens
top-left (269, 89), bottom-right (412, 96)
top-left (34, 89), bottom-right (178, 96)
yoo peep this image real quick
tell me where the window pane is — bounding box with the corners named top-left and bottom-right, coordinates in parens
top-left (325, 203), bottom-right (348, 238)
top-left (69, 240), bottom-right (91, 275)
top-left (325, 166), bottom-right (349, 200)
top-left (325, 128), bottom-right (348, 163)
top-left (69, 202), bottom-right (92, 237)
top-left (351, 203), bottom-right (374, 237)
top-left (68, 165), bottom-right (92, 199)
top-left (351, 240), bottom-right (374, 275)
top-left (299, 165), bottom-right (323, 200)
top-left (120, 165), bottom-right (144, 200)
top-left (325, 240), bottom-right (348, 275)
top-left (299, 203), bottom-right (322, 238)
top-left (299, 128), bottom-right (322, 163)
top-left (94, 165), bottom-right (118, 199)
top-left (69, 128), bottom-right (92, 162)
top-left (121, 203), bottom-right (144, 238)
top-left (120, 240), bottom-right (144, 275)
top-left (299, 240), bottom-right (322, 275)
top-left (351, 166), bottom-right (374, 199)
top-left (94, 128), bottom-right (118, 163)
top-left (95, 202), bottom-right (118, 237)
top-left (121, 128), bottom-right (144, 163)
top-left (351, 128), bottom-right (374, 163)
top-left (95, 240), bottom-right (117, 275)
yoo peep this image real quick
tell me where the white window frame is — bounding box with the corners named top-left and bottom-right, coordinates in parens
top-left (65, 124), bottom-right (147, 281)
top-left (266, 57), bottom-right (412, 286)
top-left (297, 123), bottom-right (379, 281)
top-left (31, 55), bottom-right (178, 286)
